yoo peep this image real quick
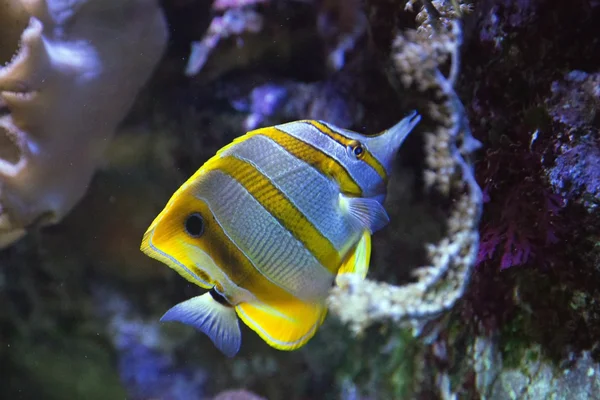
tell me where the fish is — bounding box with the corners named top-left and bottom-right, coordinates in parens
top-left (140, 111), bottom-right (421, 357)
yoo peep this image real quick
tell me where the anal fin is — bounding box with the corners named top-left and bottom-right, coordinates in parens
top-left (235, 299), bottom-right (327, 351)
top-left (161, 292), bottom-right (241, 357)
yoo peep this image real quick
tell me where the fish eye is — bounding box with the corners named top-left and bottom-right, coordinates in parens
top-left (347, 141), bottom-right (365, 159)
top-left (184, 213), bottom-right (204, 237)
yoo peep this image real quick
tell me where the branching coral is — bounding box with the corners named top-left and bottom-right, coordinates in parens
top-left (328, 0), bottom-right (482, 335)
top-left (0, 0), bottom-right (168, 248)
top-left (185, 1), bottom-right (265, 77)
top-left (227, 79), bottom-right (364, 131)
top-left (476, 142), bottom-right (567, 270)
top-left (185, 0), bottom-right (368, 77)
top-left (316, 0), bottom-right (367, 71)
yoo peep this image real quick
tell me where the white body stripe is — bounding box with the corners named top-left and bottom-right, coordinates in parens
top-left (221, 134), bottom-right (360, 254)
top-left (192, 170), bottom-right (334, 301)
top-left (274, 121), bottom-right (385, 195)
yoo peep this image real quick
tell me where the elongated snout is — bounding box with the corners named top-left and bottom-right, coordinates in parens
top-left (364, 111), bottom-right (421, 174)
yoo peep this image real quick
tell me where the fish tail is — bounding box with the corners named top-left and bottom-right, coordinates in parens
top-left (161, 292), bottom-right (241, 357)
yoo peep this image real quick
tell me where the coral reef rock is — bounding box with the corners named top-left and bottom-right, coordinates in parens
top-left (0, 0), bottom-right (168, 248)
top-left (545, 70), bottom-right (600, 211)
top-left (213, 389), bottom-right (267, 400)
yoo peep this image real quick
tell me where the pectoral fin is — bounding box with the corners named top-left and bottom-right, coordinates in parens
top-left (235, 299), bottom-right (327, 351)
top-left (340, 195), bottom-right (389, 233)
top-left (337, 230), bottom-right (371, 280)
top-left (161, 292), bottom-right (241, 357)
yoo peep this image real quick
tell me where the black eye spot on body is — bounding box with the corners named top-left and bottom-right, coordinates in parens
top-left (210, 287), bottom-right (232, 307)
top-left (184, 213), bottom-right (204, 237)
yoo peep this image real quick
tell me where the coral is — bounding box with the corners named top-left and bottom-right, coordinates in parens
top-left (213, 389), bottom-right (267, 400)
top-left (476, 144), bottom-right (567, 270)
top-left (185, 3), bottom-right (265, 77)
top-left (0, 104), bottom-right (208, 399)
top-left (181, 1), bottom-right (319, 84)
top-left (437, 0), bottom-right (600, 396)
top-left (316, 0), bottom-right (367, 71)
top-left (328, 0), bottom-right (482, 336)
top-left (484, 342), bottom-right (600, 399)
top-left (548, 140), bottom-right (600, 211)
top-left (545, 70), bottom-right (600, 211)
top-left (467, 0), bottom-right (600, 267)
top-left (213, 0), bottom-right (268, 11)
top-left (332, 325), bottom-right (422, 399)
top-left (94, 286), bottom-right (208, 400)
top-left (4, 0), bottom-right (599, 398)
top-left (226, 79), bottom-right (364, 131)
top-left (475, 69), bottom-right (600, 271)
top-left (546, 70), bottom-right (600, 129)
top-left (0, 0), bottom-right (168, 248)
top-left (185, 0), bottom-right (367, 79)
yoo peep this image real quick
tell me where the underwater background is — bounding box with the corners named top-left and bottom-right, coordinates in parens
top-left (1, 0), bottom-right (599, 399)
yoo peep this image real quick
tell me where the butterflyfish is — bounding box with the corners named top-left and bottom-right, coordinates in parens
top-left (141, 111), bottom-right (421, 357)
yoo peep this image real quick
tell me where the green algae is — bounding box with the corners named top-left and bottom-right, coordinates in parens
top-left (334, 325), bottom-right (420, 399)
top-left (499, 312), bottom-right (538, 371)
top-left (5, 337), bottom-right (126, 400)
top-left (0, 236), bottom-right (126, 400)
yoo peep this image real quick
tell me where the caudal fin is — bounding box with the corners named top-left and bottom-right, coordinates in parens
top-left (161, 293), bottom-right (241, 357)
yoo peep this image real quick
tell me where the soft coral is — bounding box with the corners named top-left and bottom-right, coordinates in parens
top-left (476, 135), bottom-right (566, 270)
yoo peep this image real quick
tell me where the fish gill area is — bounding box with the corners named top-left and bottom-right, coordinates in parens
top-left (0, 0), bottom-right (599, 399)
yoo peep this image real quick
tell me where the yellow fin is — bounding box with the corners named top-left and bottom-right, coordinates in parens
top-left (235, 299), bottom-right (327, 351)
top-left (336, 230), bottom-right (371, 280)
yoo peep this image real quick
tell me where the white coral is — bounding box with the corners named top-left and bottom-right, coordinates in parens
top-left (328, 0), bottom-right (482, 335)
top-left (0, 0), bottom-right (168, 247)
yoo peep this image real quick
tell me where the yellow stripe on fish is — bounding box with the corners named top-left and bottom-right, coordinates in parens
top-left (303, 120), bottom-right (388, 181)
top-left (142, 190), bottom-right (330, 351)
top-left (252, 126), bottom-right (363, 196)
top-left (140, 111), bottom-right (421, 357)
top-left (205, 155), bottom-right (342, 273)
